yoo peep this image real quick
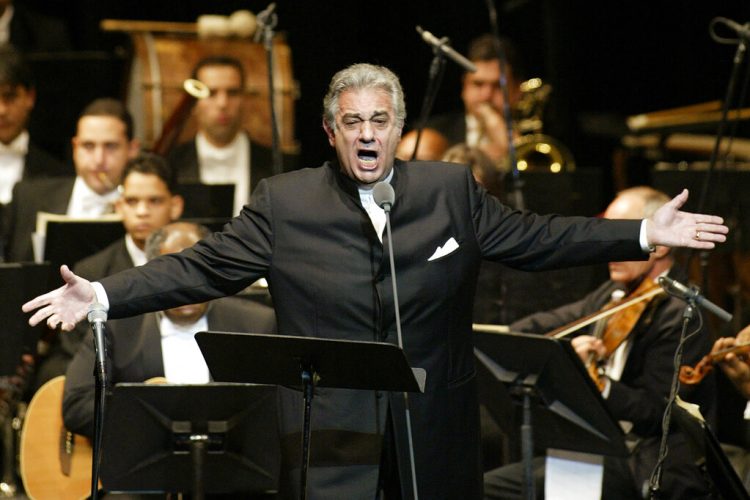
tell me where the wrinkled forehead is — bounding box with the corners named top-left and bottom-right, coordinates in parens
top-left (336, 88), bottom-right (395, 118)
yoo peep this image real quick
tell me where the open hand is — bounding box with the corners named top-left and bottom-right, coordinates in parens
top-left (22, 265), bottom-right (96, 331)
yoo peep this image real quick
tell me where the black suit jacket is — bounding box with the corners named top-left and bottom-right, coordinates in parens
top-left (62, 296), bottom-right (276, 439)
top-left (8, 4), bottom-right (71, 53)
top-left (97, 160), bottom-right (645, 499)
top-left (510, 273), bottom-right (717, 498)
top-left (5, 176), bottom-right (74, 262)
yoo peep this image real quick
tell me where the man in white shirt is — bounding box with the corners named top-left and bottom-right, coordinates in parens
top-left (0, 46), bottom-right (66, 258)
top-left (4, 97), bottom-right (139, 262)
top-left (168, 55), bottom-right (294, 216)
top-left (62, 221), bottom-right (276, 439)
top-left (30, 153), bottom-right (185, 392)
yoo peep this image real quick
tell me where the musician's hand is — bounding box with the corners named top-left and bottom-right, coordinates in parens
top-left (646, 189), bottom-right (728, 250)
top-left (714, 327), bottom-right (750, 400)
top-left (571, 335), bottom-right (606, 364)
top-left (22, 265), bottom-right (96, 332)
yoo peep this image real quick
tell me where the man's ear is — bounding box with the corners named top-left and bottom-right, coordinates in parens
top-left (127, 138), bottom-right (141, 159)
top-left (114, 197), bottom-right (125, 216)
top-left (169, 195), bottom-right (185, 220)
top-left (322, 118), bottom-right (336, 147)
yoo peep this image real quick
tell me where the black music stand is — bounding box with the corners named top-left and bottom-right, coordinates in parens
top-left (0, 262), bottom-right (51, 376)
top-left (43, 219), bottom-right (124, 270)
top-left (176, 183), bottom-right (235, 219)
top-left (671, 401), bottom-right (750, 500)
top-left (100, 383), bottom-right (280, 498)
top-left (195, 331), bottom-right (426, 500)
top-left (474, 331), bottom-right (628, 500)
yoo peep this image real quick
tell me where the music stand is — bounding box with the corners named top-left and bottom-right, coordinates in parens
top-left (43, 219), bottom-right (124, 270)
top-left (195, 331), bottom-right (426, 500)
top-left (671, 401), bottom-right (750, 500)
top-left (0, 263), bottom-right (51, 376)
top-left (474, 331), bottom-right (628, 500)
top-left (176, 183), bottom-right (235, 219)
top-left (100, 383), bottom-right (280, 498)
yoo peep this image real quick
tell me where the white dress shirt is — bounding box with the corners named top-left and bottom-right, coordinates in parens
top-left (0, 5), bottom-right (12, 45)
top-left (196, 131), bottom-right (250, 216)
top-left (66, 176), bottom-right (120, 218)
top-left (124, 234), bottom-right (147, 267)
top-left (0, 130), bottom-right (28, 204)
top-left (159, 312), bottom-right (211, 384)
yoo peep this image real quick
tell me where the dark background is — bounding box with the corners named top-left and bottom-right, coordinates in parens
top-left (20, 0), bottom-right (750, 202)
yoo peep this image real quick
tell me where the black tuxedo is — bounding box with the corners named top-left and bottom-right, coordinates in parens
top-left (97, 160), bottom-right (645, 499)
top-left (62, 296), bottom-right (276, 439)
top-left (4, 176), bottom-right (74, 262)
top-left (496, 273), bottom-right (717, 499)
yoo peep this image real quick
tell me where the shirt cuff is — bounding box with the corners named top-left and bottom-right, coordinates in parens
top-left (639, 220), bottom-right (655, 253)
top-left (90, 282), bottom-right (110, 311)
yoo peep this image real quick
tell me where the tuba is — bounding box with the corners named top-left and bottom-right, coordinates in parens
top-left (511, 78), bottom-right (575, 173)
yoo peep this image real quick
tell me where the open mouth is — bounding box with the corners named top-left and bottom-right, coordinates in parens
top-left (357, 149), bottom-right (378, 167)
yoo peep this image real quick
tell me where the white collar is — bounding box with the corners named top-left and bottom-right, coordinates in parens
top-left (124, 234), bottom-right (148, 267)
top-left (0, 130), bottom-right (29, 155)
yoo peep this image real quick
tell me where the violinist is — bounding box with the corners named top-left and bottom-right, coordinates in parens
top-left (714, 325), bottom-right (750, 400)
top-left (484, 186), bottom-right (716, 500)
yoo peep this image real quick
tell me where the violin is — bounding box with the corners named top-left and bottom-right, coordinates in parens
top-left (679, 342), bottom-right (750, 385)
top-left (546, 277), bottom-right (666, 390)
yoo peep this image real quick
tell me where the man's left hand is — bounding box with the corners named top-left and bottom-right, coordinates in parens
top-left (646, 189), bottom-right (728, 249)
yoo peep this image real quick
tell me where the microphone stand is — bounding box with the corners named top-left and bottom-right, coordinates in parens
top-left (256, 3), bottom-right (283, 175)
top-left (410, 35), bottom-right (448, 161)
top-left (89, 307), bottom-right (108, 500)
top-left (693, 21), bottom-right (750, 304)
top-left (379, 192), bottom-right (420, 500)
top-left (647, 301), bottom-right (697, 499)
top-left (484, 0), bottom-right (524, 210)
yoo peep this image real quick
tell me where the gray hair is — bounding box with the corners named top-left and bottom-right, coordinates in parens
top-left (144, 222), bottom-right (211, 260)
top-left (322, 63), bottom-right (406, 131)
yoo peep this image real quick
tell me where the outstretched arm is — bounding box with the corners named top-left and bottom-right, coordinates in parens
top-left (646, 189), bottom-right (728, 249)
top-left (22, 265), bottom-right (96, 331)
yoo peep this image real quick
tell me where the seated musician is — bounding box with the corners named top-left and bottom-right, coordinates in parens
top-left (711, 324), bottom-right (750, 490)
top-left (484, 186), bottom-right (716, 499)
top-left (62, 221), bottom-right (276, 439)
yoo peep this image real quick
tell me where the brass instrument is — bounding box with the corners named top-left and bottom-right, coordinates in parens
top-left (512, 78), bottom-right (575, 173)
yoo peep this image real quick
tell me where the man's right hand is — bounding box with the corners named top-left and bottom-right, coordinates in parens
top-left (22, 265), bottom-right (96, 331)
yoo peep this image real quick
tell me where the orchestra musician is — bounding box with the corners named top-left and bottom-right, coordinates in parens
top-left (22, 64), bottom-right (728, 499)
top-left (396, 33), bottom-right (524, 163)
top-left (167, 55), bottom-right (296, 217)
top-left (484, 186), bottom-right (717, 499)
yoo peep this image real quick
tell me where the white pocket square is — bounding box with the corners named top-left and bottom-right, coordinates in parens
top-left (428, 237), bottom-right (459, 261)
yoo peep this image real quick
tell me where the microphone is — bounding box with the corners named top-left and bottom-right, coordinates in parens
top-left (657, 276), bottom-right (733, 323)
top-left (416, 26), bottom-right (477, 73)
top-left (373, 181), bottom-right (395, 213)
top-left (253, 2), bottom-right (277, 42)
top-left (87, 303), bottom-right (108, 376)
top-left (372, 180), bottom-right (420, 499)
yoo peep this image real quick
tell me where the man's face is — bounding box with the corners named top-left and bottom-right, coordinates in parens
top-left (0, 84), bottom-right (34, 145)
top-left (194, 65), bottom-right (244, 147)
top-left (115, 172), bottom-right (183, 249)
top-left (604, 194), bottom-right (655, 285)
top-left (72, 115), bottom-right (137, 195)
top-left (324, 88), bottom-right (403, 186)
top-left (461, 60), bottom-right (519, 116)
